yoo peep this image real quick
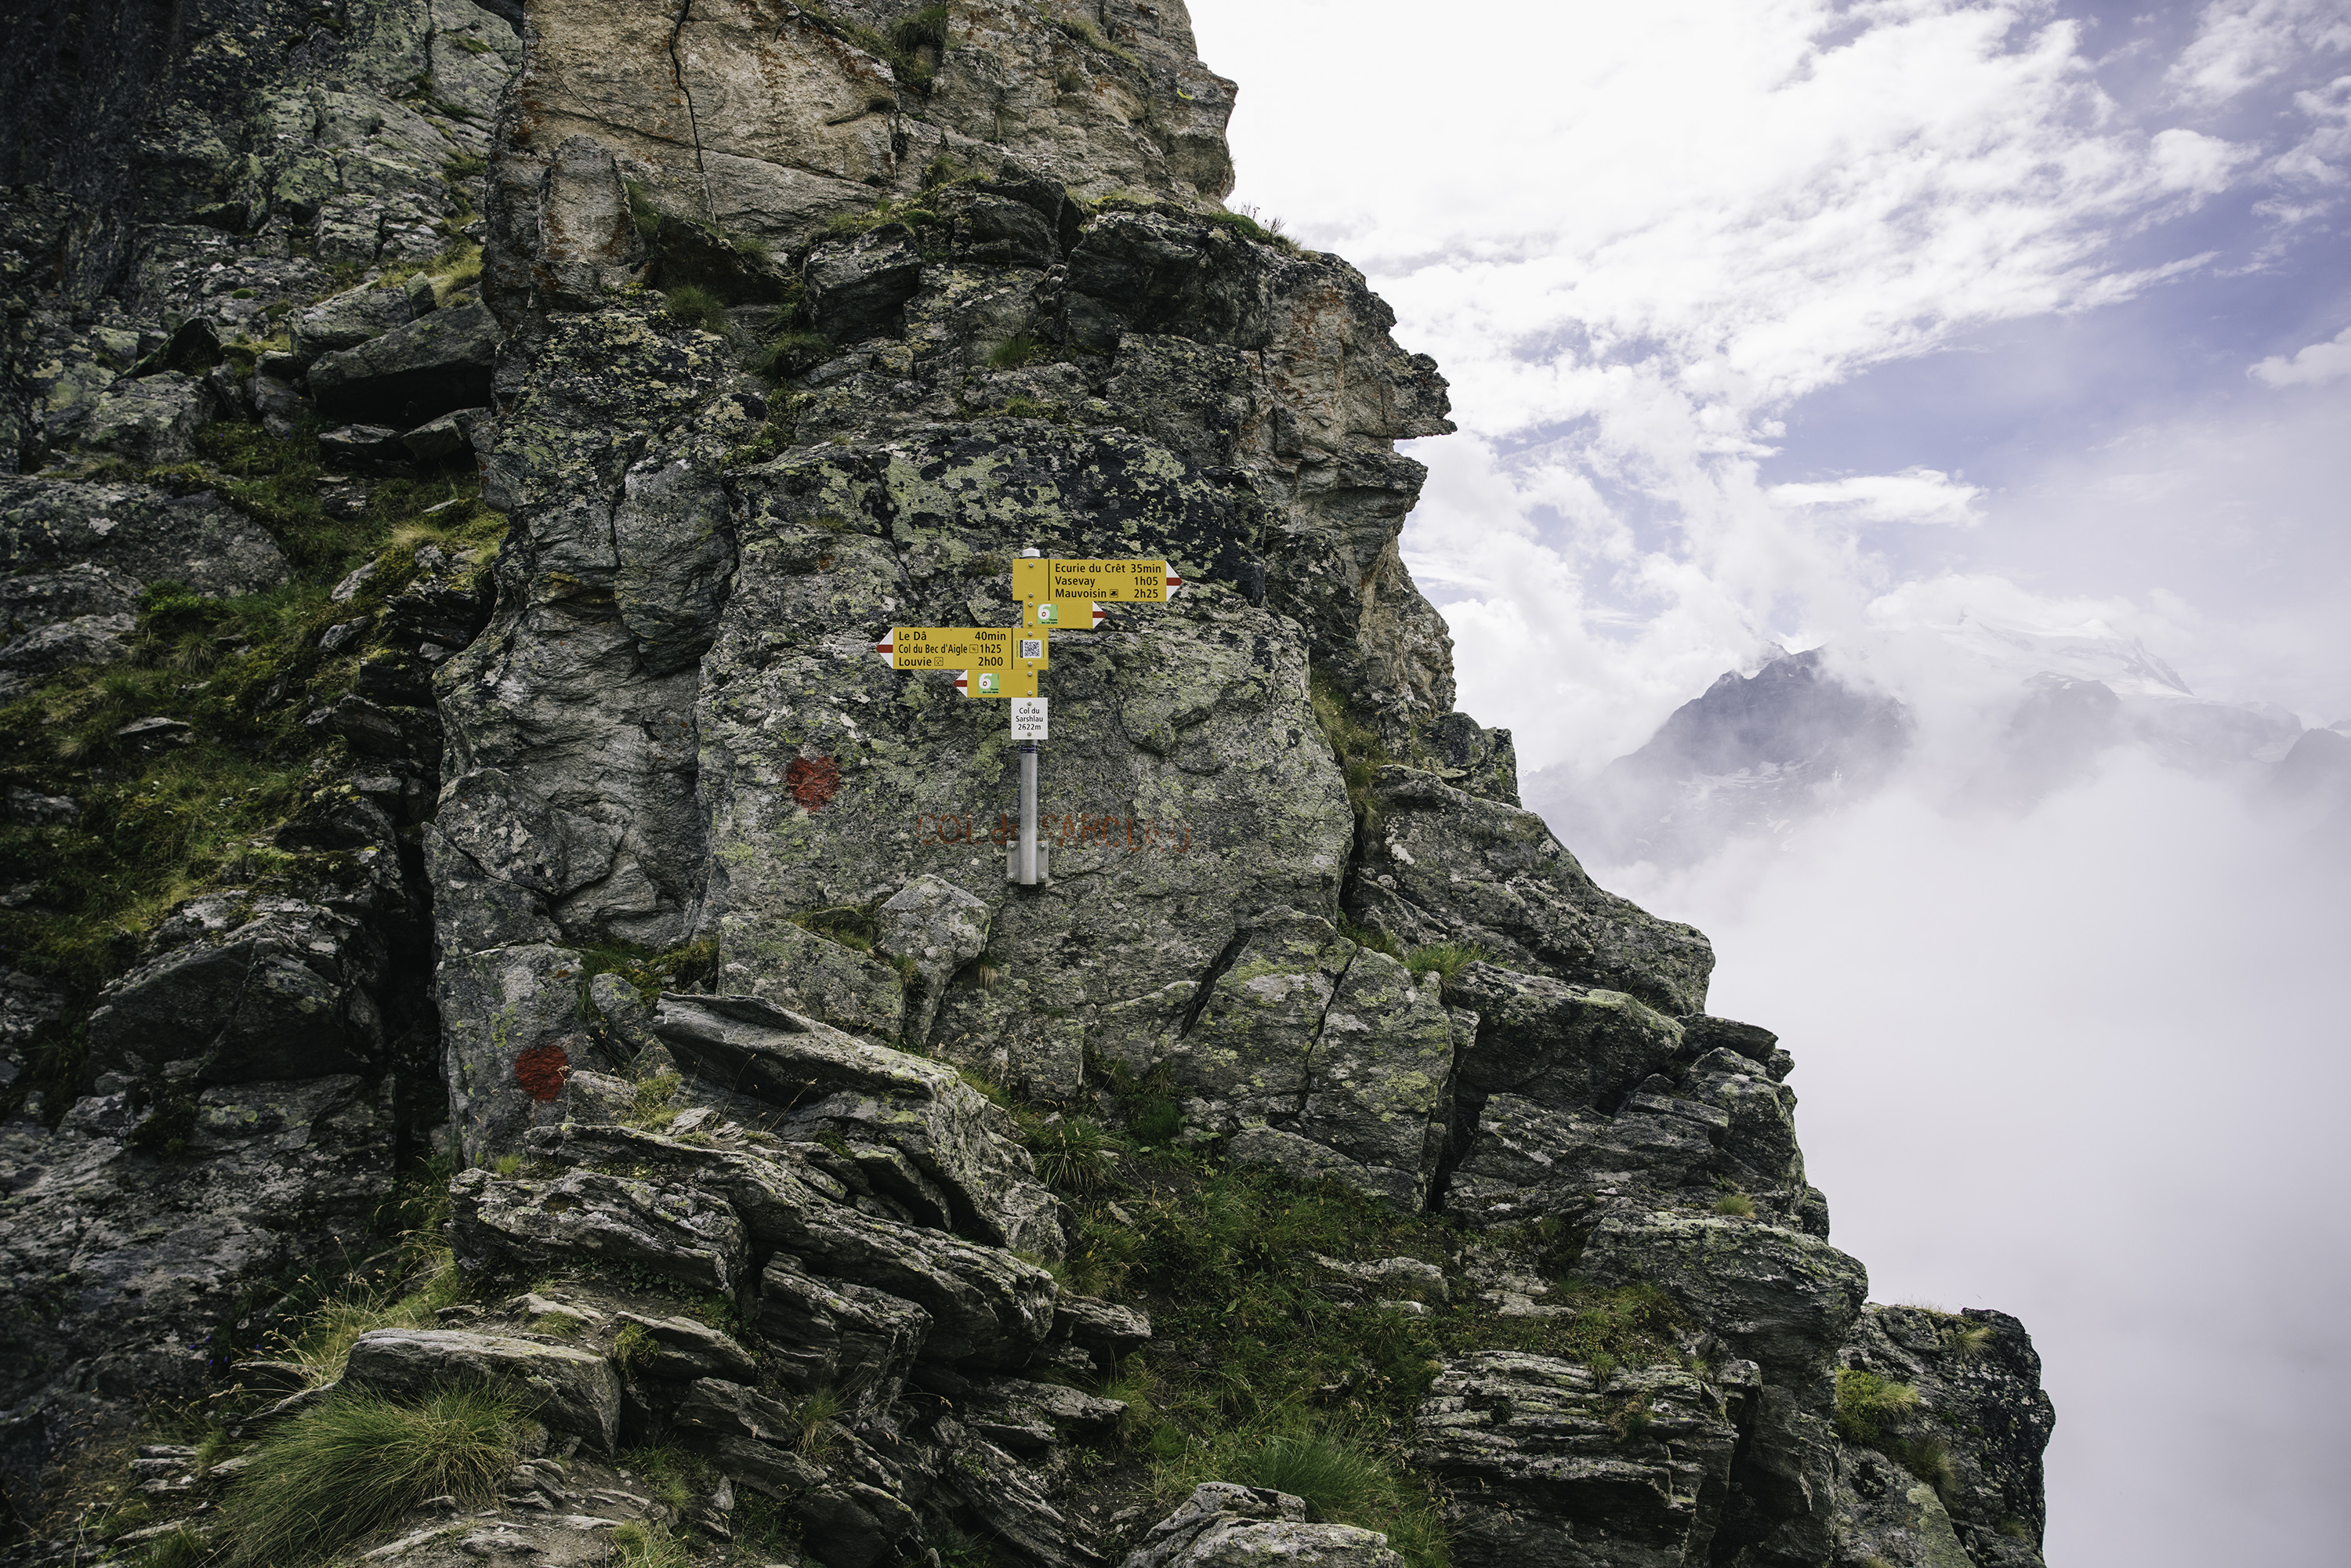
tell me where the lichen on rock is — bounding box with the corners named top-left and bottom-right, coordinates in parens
top-left (0, 3), bottom-right (2052, 1565)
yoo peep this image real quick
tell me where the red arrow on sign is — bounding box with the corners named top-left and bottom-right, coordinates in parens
top-left (1091, 603), bottom-right (1108, 628)
top-left (1165, 573), bottom-right (1185, 596)
top-left (953, 670), bottom-right (969, 694)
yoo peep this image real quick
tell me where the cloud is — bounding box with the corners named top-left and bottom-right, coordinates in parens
top-left (2167, 0), bottom-right (2351, 107)
top-left (2250, 324), bottom-right (2351, 386)
top-left (2149, 125), bottom-right (2253, 191)
top-left (1185, 5), bottom-right (2351, 1559)
top-left (1186, 0), bottom-right (2276, 771)
top-left (1604, 753), bottom-right (2351, 1566)
top-left (1766, 467), bottom-right (1984, 526)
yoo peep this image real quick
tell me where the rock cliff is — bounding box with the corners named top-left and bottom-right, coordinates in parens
top-left (0, 4), bottom-right (2052, 1566)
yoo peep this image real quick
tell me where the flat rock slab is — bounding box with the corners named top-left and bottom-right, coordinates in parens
top-left (449, 1165), bottom-right (749, 1298)
top-left (342, 1327), bottom-right (621, 1450)
top-left (1413, 1350), bottom-right (1751, 1568)
top-left (0, 478), bottom-right (286, 596)
top-left (1123, 1484), bottom-right (1402, 1568)
top-left (310, 301), bottom-right (499, 427)
top-left (653, 991), bottom-right (1063, 1258)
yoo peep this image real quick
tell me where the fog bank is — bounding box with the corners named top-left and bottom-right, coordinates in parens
top-left (1597, 753), bottom-right (2351, 1566)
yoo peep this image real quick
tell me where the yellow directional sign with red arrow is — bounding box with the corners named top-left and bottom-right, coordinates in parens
top-left (1013, 558), bottom-right (1184, 630)
top-left (875, 627), bottom-right (1047, 698)
top-left (877, 559), bottom-right (1181, 710)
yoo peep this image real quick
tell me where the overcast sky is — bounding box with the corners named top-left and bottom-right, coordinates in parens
top-left (1183, 2), bottom-right (2351, 1563)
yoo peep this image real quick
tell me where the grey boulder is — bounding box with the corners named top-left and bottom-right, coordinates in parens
top-left (0, 479), bottom-right (286, 596)
top-left (650, 992), bottom-right (1063, 1258)
top-left (448, 1165), bottom-right (750, 1296)
top-left (82, 892), bottom-right (400, 1085)
top-left (1413, 1350), bottom-right (1753, 1568)
top-left (1121, 1483), bottom-right (1403, 1568)
top-left (803, 226), bottom-right (925, 346)
top-left (290, 273), bottom-right (438, 363)
top-left (752, 1254), bottom-right (929, 1412)
top-left (73, 371), bottom-right (215, 464)
top-left (309, 301), bottom-right (500, 427)
top-left (342, 1327), bottom-right (621, 1451)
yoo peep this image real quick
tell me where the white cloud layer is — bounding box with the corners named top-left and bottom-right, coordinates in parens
top-left (2250, 323), bottom-right (2351, 386)
top-left (2168, 0), bottom-right (2351, 107)
top-left (1607, 754), bottom-right (2351, 1567)
top-left (1766, 466), bottom-right (1984, 527)
top-left (1193, 0), bottom-right (2287, 772)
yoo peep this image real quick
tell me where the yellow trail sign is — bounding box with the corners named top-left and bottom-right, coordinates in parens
top-left (956, 667), bottom-right (1039, 698)
top-left (875, 627), bottom-right (1047, 697)
top-left (1013, 558), bottom-right (1184, 628)
top-left (1025, 599), bottom-right (1108, 632)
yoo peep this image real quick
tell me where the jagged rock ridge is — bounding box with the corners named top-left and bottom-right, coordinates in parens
top-left (0, 4), bottom-right (2053, 1566)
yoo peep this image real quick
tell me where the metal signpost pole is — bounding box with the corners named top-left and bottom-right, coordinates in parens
top-left (1018, 738), bottom-right (1040, 885)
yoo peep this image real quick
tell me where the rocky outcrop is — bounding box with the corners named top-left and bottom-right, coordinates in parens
top-left (0, 3), bottom-right (2052, 1565)
top-left (1414, 1351), bottom-right (1755, 1567)
top-left (0, 1075), bottom-right (397, 1515)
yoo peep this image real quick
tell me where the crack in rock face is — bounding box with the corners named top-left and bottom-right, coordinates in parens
top-left (0, 3), bottom-right (2051, 1566)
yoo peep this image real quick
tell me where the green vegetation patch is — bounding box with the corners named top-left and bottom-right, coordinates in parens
top-left (576, 936), bottom-right (721, 1009)
top-left (1310, 665), bottom-right (1390, 825)
top-left (1040, 1157), bottom-right (1687, 1568)
top-left (791, 901), bottom-right (882, 952)
top-left (754, 329), bottom-right (835, 385)
top-left (218, 1384), bottom-right (520, 1565)
top-left (0, 419), bottom-right (502, 1116)
top-left (662, 283), bottom-right (732, 337)
top-left (986, 333), bottom-right (1048, 370)
top-left (1401, 941), bottom-right (1488, 981)
top-left (1834, 1367), bottom-right (1958, 1497)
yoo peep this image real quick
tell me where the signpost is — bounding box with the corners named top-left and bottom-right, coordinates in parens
top-left (876, 627), bottom-right (1046, 698)
top-left (1013, 556), bottom-right (1183, 631)
top-left (881, 549), bottom-right (1188, 885)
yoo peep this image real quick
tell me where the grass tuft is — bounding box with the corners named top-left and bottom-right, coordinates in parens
top-left (1223, 1429), bottom-right (1387, 1516)
top-left (619, 1443), bottom-right (705, 1512)
top-left (753, 329), bottom-right (835, 383)
top-left (1023, 1116), bottom-right (1125, 1197)
top-left (276, 1250), bottom-right (464, 1387)
top-left (986, 334), bottom-right (1047, 370)
top-left (218, 1385), bottom-right (519, 1565)
top-left (577, 935), bottom-right (720, 1009)
top-left (1713, 1191), bottom-right (1756, 1219)
top-left (795, 1386), bottom-right (843, 1458)
top-left (1163, 1426), bottom-right (1445, 1563)
top-left (663, 284), bottom-right (732, 336)
top-left (610, 1519), bottom-right (694, 1568)
top-left (792, 902), bottom-right (881, 953)
top-left (610, 1321), bottom-right (655, 1373)
top-left (626, 1071), bottom-right (684, 1133)
top-left (1402, 942), bottom-right (1487, 981)
top-left (1834, 1369), bottom-right (1920, 1447)
top-left (142, 1528), bottom-right (208, 1568)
